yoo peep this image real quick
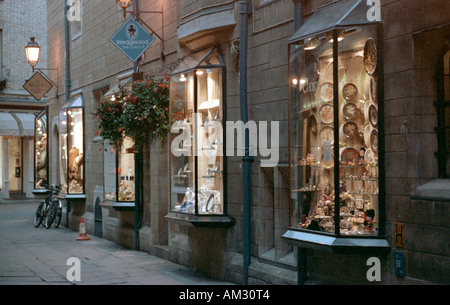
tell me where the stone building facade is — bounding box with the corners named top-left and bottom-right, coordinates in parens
top-left (0, 0), bottom-right (48, 199)
top-left (45, 0), bottom-right (449, 285)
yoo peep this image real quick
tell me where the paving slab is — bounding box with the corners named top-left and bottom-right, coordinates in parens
top-left (0, 201), bottom-right (233, 285)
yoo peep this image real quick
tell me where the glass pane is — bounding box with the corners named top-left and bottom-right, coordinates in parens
top-left (118, 137), bottom-right (135, 201)
top-left (104, 143), bottom-right (116, 200)
top-left (197, 68), bottom-right (224, 215)
top-left (35, 111), bottom-right (48, 189)
top-left (67, 107), bottom-right (84, 194)
top-left (170, 71), bottom-right (196, 213)
top-left (338, 26), bottom-right (379, 235)
top-left (59, 110), bottom-right (68, 193)
top-left (289, 36), bottom-right (336, 233)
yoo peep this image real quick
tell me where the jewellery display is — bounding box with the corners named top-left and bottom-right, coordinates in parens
top-left (289, 28), bottom-right (380, 236)
top-left (169, 47), bottom-right (226, 217)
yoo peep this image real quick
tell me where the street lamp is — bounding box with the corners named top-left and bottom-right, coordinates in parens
top-left (25, 37), bottom-right (40, 72)
top-left (117, 0), bottom-right (133, 18)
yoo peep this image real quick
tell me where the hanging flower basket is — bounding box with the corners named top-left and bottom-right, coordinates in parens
top-left (92, 73), bottom-right (170, 151)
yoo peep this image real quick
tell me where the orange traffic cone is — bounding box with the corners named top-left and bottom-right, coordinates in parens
top-left (76, 217), bottom-right (91, 241)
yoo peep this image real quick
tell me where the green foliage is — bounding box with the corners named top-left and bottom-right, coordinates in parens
top-left (92, 73), bottom-right (170, 151)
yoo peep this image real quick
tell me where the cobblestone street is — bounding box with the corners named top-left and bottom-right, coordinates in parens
top-left (0, 200), bottom-right (233, 285)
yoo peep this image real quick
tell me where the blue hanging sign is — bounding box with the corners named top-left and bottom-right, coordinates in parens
top-left (110, 17), bottom-right (155, 63)
top-left (394, 251), bottom-right (405, 277)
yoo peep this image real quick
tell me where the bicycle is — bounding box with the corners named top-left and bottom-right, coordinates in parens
top-left (33, 185), bottom-right (63, 229)
top-left (44, 186), bottom-right (64, 229)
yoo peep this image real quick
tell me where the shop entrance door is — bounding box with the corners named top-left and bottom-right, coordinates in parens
top-left (8, 137), bottom-right (23, 197)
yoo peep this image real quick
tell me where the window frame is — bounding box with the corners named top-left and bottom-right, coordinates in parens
top-left (435, 49), bottom-right (450, 179)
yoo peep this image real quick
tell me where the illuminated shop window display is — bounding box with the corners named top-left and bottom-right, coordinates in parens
top-left (283, 0), bottom-right (389, 252)
top-left (165, 47), bottom-right (234, 228)
top-left (104, 137), bottom-right (135, 202)
top-left (34, 107), bottom-right (48, 189)
top-left (59, 95), bottom-right (85, 194)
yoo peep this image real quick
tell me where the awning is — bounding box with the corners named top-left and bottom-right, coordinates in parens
top-left (0, 112), bottom-right (36, 137)
top-left (61, 94), bottom-right (84, 110)
top-left (104, 77), bottom-right (132, 98)
top-left (288, 0), bottom-right (381, 44)
top-left (170, 46), bottom-right (225, 76)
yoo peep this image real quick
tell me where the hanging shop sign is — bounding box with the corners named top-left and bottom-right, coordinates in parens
top-left (23, 71), bottom-right (53, 101)
top-left (110, 17), bottom-right (155, 63)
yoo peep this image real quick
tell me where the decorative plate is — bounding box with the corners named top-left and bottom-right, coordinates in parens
top-left (342, 102), bottom-right (358, 121)
top-left (340, 147), bottom-right (359, 163)
top-left (319, 126), bottom-right (334, 143)
top-left (370, 129), bottom-right (378, 153)
top-left (310, 115), bottom-right (318, 136)
top-left (342, 83), bottom-right (358, 102)
top-left (364, 148), bottom-right (375, 164)
top-left (370, 77), bottom-right (377, 103)
top-left (341, 121), bottom-right (358, 139)
top-left (364, 38), bottom-right (377, 75)
top-left (364, 124), bottom-right (371, 148)
top-left (369, 104), bottom-right (378, 128)
top-left (319, 104), bottom-right (334, 124)
top-left (319, 82), bottom-right (334, 103)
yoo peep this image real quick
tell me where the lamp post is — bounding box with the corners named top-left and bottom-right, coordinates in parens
top-left (117, 0), bottom-right (133, 18)
top-left (25, 37), bottom-right (41, 73)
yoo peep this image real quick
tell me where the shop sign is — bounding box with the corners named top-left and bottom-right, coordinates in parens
top-left (395, 222), bottom-right (404, 248)
top-left (110, 17), bottom-right (155, 63)
top-left (23, 71), bottom-right (53, 101)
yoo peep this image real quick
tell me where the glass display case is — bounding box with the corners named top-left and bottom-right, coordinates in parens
top-left (59, 95), bottom-right (85, 195)
top-left (104, 137), bottom-right (135, 202)
top-left (165, 47), bottom-right (234, 228)
top-left (34, 107), bottom-right (48, 189)
top-left (117, 137), bottom-right (135, 202)
top-left (283, 0), bottom-right (389, 253)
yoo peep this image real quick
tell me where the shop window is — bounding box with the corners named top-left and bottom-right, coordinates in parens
top-left (34, 107), bottom-right (48, 189)
top-left (282, 0), bottom-right (389, 253)
top-left (59, 94), bottom-right (84, 195)
top-left (436, 50), bottom-right (450, 178)
top-left (165, 46), bottom-right (235, 228)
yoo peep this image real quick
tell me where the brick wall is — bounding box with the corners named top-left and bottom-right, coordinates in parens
top-left (0, 0), bottom-right (47, 93)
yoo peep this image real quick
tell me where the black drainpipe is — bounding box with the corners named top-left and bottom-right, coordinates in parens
top-left (239, 0), bottom-right (252, 285)
top-left (133, 0), bottom-right (142, 252)
top-left (292, 0), bottom-right (307, 285)
top-left (64, 0), bottom-right (71, 228)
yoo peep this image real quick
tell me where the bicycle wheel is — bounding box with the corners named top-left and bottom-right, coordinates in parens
top-left (44, 202), bottom-right (56, 229)
top-left (53, 201), bottom-right (62, 228)
top-left (33, 201), bottom-right (45, 228)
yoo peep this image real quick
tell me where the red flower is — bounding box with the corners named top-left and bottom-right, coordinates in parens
top-left (118, 127), bottom-right (123, 133)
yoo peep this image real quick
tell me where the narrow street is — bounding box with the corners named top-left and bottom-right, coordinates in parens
top-left (0, 200), bottom-right (233, 285)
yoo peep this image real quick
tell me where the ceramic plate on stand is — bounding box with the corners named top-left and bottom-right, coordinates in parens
top-left (364, 38), bottom-right (377, 76)
top-left (342, 83), bottom-right (358, 102)
top-left (369, 104), bottom-right (378, 128)
top-left (341, 102), bottom-right (359, 121)
top-left (364, 124), bottom-right (372, 148)
top-left (319, 104), bottom-right (334, 124)
top-left (370, 129), bottom-right (378, 153)
top-left (319, 82), bottom-right (333, 103)
top-left (340, 121), bottom-right (358, 140)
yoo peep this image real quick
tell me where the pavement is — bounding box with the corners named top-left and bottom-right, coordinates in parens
top-left (0, 200), bottom-right (234, 285)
